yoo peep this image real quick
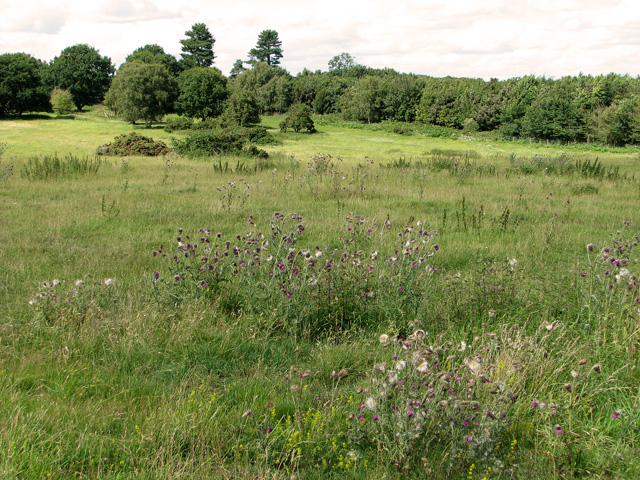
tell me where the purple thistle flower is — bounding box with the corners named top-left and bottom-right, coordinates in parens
top-left (153, 271), bottom-right (159, 280)
top-left (373, 415), bottom-right (379, 421)
top-left (408, 411), bottom-right (414, 417)
top-left (555, 426), bottom-right (563, 434)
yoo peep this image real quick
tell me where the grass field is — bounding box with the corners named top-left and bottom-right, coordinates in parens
top-left (1, 109), bottom-right (639, 479)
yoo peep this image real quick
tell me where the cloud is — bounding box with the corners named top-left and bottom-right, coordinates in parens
top-left (98, 0), bottom-right (182, 23)
top-left (1, 0), bottom-right (639, 79)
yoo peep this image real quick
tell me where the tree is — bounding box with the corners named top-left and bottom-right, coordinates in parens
top-left (180, 23), bottom-right (215, 68)
top-left (50, 88), bottom-right (75, 114)
top-left (280, 103), bottom-right (315, 133)
top-left (175, 67), bottom-right (228, 120)
top-left (328, 53), bottom-right (357, 73)
top-left (126, 44), bottom-right (181, 77)
top-left (229, 59), bottom-right (247, 78)
top-left (48, 44), bottom-right (115, 110)
top-left (224, 90), bottom-right (260, 126)
top-left (248, 29), bottom-right (283, 66)
top-left (105, 62), bottom-right (177, 128)
top-left (0, 53), bottom-right (50, 116)
top-left (341, 76), bottom-right (385, 124)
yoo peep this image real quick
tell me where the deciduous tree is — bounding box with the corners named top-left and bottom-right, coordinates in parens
top-left (49, 44), bottom-right (114, 110)
top-left (105, 62), bottom-right (177, 128)
top-left (0, 53), bottom-right (50, 115)
top-left (175, 67), bottom-right (228, 120)
top-left (126, 44), bottom-right (181, 77)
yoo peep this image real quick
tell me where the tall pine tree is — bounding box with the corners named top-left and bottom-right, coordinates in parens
top-left (180, 23), bottom-right (215, 68)
top-left (248, 30), bottom-right (283, 66)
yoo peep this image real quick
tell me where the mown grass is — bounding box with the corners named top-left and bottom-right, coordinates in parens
top-left (0, 111), bottom-right (639, 479)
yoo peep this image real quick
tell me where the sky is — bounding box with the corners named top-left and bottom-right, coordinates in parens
top-left (1, 0), bottom-right (639, 80)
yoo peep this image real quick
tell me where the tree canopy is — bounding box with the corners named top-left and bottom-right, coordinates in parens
top-left (180, 23), bottom-right (215, 68)
top-left (105, 62), bottom-right (177, 128)
top-left (126, 44), bottom-right (181, 77)
top-left (175, 67), bottom-right (228, 120)
top-left (0, 52), bottom-right (50, 116)
top-left (248, 30), bottom-right (283, 66)
top-left (48, 44), bottom-right (115, 110)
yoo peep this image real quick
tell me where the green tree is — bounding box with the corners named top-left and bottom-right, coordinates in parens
top-left (50, 88), bottom-right (75, 114)
top-left (229, 59), bottom-right (247, 78)
top-left (180, 23), bottom-right (215, 68)
top-left (105, 62), bottom-right (177, 128)
top-left (341, 76), bottom-right (385, 124)
top-left (280, 103), bottom-right (315, 133)
top-left (0, 53), bottom-right (50, 116)
top-left (175, 67), bottom-right (228, 120)
top-left (126, 44), bottom-right (181, 77)
top-left (521, 82), bottom-right (585, 142)
top-left (224, 90), bottom-right (260, 126)
top-left (49, 44), bottom-right (115, 110)
top-left (328, 53), bottom-right (357, 74)
top-left (248, 29), bottom-right (283, 66)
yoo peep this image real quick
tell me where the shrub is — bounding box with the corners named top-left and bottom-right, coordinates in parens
top-left (163, 116), bottom-right (193, 132)
top-left (50, 88), bottom-right (75, 115)
top-left (280, 103), bottom-right (315, 133)
top-left (172, 125), bottom-right (274, 158)
top-left (96, 133), bottom-right (171, 156)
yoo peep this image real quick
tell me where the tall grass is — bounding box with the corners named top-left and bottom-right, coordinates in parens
top-left (0, 114), bottom-right (639, 478)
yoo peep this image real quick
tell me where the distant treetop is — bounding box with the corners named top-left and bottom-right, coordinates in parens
top-left (248, 29), bottom-right (283, 66)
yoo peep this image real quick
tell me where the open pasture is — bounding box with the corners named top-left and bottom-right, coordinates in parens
top-left (0, 112), bottom-right (639, 479)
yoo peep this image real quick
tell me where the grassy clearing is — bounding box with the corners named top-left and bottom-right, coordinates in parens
top-left (0, 112), bottom-right (639, 478)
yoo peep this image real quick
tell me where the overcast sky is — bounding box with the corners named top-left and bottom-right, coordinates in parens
top-left (1, 0), bottom-right (639, 80)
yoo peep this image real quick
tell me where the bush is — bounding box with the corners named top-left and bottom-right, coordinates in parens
top-left (172, 125), bottom-right (274, 158)
top-left (163, 116), bottom-right (193, 132)
top-left (50, 88), bottom-right (75, 115)
top-left (280, 103), bottom-right (315, 133)
top-left (96, 133), bottom-right (171, 156)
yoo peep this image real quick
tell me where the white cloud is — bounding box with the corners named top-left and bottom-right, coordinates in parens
top-left (0, 0), bottom-right (638, 79)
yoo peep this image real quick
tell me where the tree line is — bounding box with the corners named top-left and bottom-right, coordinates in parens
top-left (1, 23), bottom-right (639, 146)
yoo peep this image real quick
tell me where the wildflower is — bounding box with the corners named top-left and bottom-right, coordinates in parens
top-left (587, 243), bottom-right (594, 251)
top-left (408, 410), bottom-right (414, 417)
top-left (571, 370), bottom-right (579, 379)
top-left (28, 299), bottom-right (37, 306)
top-left (201, 281), bottom-right (207, 288)
top-left (379, 334), bottom-right (390, 345)
top-left (416, 361), bottom-right (430, 373)
top-left (358, 416), bottom-right (365, 422)
top-left (74, 279), bottom-right (84, 287)
top-left (372, 415), bottom-right (379, 421)
top-left (555, 425), bottom-right (563, 435)
top-left (509, 258), bottom-right (517, 267)
top-left (365, 397), bottom-right (377, 410)
top-left (592, 363), bottom-right (601, 373)
top-left (153, 271), bottom-right (159, 281)
top-left (52, 279), bottom-right (62, 287)
top-left (457, 341), bottom-right (467, 352)
top-left (266, 428), bottom-right (273, 434)
top-left (465, 436), bottom-right (473, 442)
top-left (395, 360), bottom-right (407, 371)
top-left (612, 411), bottom-right (620, 419)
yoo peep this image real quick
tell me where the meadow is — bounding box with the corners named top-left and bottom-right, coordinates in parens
top-left (0, 109), bottom-right (639, 479)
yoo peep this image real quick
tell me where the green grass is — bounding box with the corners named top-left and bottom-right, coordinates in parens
top-left (0, 110), bottom-right (639, 478)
